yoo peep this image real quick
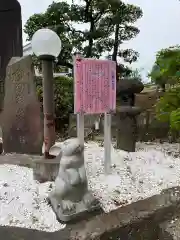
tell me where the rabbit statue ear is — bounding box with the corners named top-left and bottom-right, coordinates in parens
top-left (42, 142), bottom-right (45, 154)
top-left (49, 143), bottom-right (62, 157)
top-left (42, 142), bottom-right (62, 156)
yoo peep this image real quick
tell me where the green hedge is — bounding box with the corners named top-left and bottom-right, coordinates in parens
top-left (35, 76), bottom-right (74, 131)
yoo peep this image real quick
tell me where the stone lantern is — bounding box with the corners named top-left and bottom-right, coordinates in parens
top-left (116, 78), bottom-right (144, 152)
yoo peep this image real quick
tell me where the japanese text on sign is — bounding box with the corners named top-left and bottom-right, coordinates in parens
top-left (74, 58), bottom-right (116, 114)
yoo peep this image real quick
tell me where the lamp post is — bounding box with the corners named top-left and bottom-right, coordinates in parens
top-left (31, 28), bottom-right (61, 159)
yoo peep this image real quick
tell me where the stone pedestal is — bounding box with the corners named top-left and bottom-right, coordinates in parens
top-left (32, 158), bottom-right (60, 183)
top-left (33, 142), bottom-right (62, 183)
top-left (116, 79), bottom-right (144, 152)
top-left (116, 106), bottom-right (141, 152)
top-left (48, 138), bottom-right (100, 222)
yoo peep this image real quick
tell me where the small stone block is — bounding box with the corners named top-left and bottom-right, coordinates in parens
top-left (49, 191), bottom-right (101, 223)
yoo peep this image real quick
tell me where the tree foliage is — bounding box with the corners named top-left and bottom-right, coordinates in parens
top-left (36, 76), bottom-right (73, 131)
top-left (156, 86), bottom-right (180, 130)
top-left (24, 2), bottom-right (73, 70)
top-left (24, 0), bottom-right (143, 77)
top-left (128, 68), bottom-right (142, 82)
top-left (25, 0), bottom-right (143, 133)
top-left (151, 45), bottom-right (180, 132)
top-left (149, 45), bottom-right (180, 91)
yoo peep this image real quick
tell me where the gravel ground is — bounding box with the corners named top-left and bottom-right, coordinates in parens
top-left (0, 141), bottom-right (179, 231)
top-left (85, 141), bottom-right (180, 212)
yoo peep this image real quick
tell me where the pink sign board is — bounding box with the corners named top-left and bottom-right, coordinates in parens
top-left (74, 57), bottom-right (116, 114)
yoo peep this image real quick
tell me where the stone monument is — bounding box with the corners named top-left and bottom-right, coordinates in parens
top-left (49, 138), bottom-right (100, 222)
top-left (0, 0), bottom-right (23, 82)
top-left (116, 79), bottom-right (144, 152)
top-left (2, 56), bottom-right (43, 154)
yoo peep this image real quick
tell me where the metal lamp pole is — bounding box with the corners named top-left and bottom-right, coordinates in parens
top-left (31, 28), bottom-right (61, 159)
top-left (41, 56), bottom-right (56, 159)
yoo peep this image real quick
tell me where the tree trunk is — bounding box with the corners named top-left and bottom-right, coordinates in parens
top-left (161, 83), bottom-right (166, 92)
top-left (86, 14), bottom-right (94, 58)
top-left (112, 24), bottom-right (120, 81)
top-left (112, 24), bottom-right (119, 62)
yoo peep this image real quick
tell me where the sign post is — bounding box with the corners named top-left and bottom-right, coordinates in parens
top-left (74, 56), bottom-right (116, 174)
top-left (104, 113), bottom-right (111, 173)
top-left (73, 54), bottom-right (84, 145)
top-left (77, 112), bottom-right (84, 145)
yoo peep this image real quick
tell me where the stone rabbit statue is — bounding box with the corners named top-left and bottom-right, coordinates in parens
top-left (48, 138), bottom-right (99, 222)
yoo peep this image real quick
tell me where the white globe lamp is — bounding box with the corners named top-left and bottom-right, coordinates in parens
top-left (31, 28), bottom-right (61, 59)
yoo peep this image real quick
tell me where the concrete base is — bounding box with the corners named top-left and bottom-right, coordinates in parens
top-left (116, 114), bottom-right (137, 152)
top-left (32, 158), bottom-right (60, 183)
top-left (49, 191), bottom-right (101, 223)
top-left (32, 142), bottom-right (62, 182)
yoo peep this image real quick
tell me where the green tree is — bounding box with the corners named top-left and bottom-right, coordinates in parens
top-left (156, 86), bottom-right (180, 132)
top-left (69, 0), bottom-right (114, 58)
top-left (154, 46), bottom-right (180, 132)
top-left (129, 68), bottom-right (142, 81)
top-left (24, 0), bottom-right (143, 133)
top-left (149, 64), bottom-right (166, 92)
top-left (97, 1), bottom-right (142, 78)
top-left (149, 45), bottom-right (180, 91)
top-left (24, 1), bottom-right (74, 70)
top-left (36, 76), bottom-right (73, 132)
top-left (24, 0), bottom-right (142, 76)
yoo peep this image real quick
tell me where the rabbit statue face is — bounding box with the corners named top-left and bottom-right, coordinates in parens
top-left (62, 138), bottom-right (84, 155)
top-left (60, 138), bottom-right (84, 170)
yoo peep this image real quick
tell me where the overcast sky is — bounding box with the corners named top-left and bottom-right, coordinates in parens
top-left (19, 0), bottom-right (180, 81)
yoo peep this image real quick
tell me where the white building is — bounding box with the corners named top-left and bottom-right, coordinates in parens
top-left (23, 42), bottom-right (33, 56)
top-left (23, 42), bottom-right (71, 76)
